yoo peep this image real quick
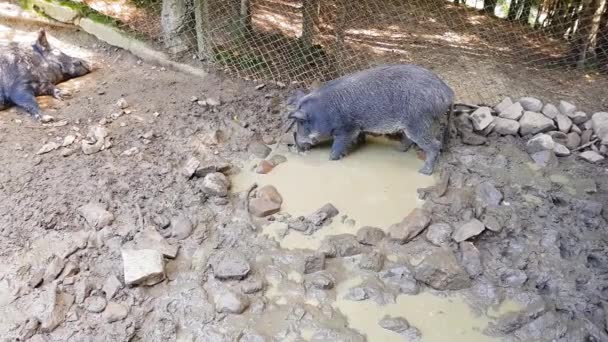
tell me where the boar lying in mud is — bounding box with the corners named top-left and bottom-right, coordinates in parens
top-left (286, 64), bottom-right (454, 175)
top-left (0, 29), bottom-right (91, 121)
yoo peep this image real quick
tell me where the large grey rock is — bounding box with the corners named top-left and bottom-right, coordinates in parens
top-left (359, 252), bottom-right (385, 272)
top-left (319, 234), bottom-right (364, 257)
top-left (499, 102), bottom-right (524, 121)
top-left (356, 226), bottom-right (385, 245)
top-left (579, 151), bottom-right (605, 163)
top-left (183, 157), bottom-right (200, 179)
top-left (378, 315), bottom-right (422, 341)
top-left (520, 112), bottom-right (556, 136)
top-left (247, 141), bottom-right (271, 158)
top-left (103, 302), bottom-right (128, 323)
top-left (210, 249), bottom-right (251, 280)
top-left (78, 203), bottom-right (114, 229)
top-left (202, 172), bottom-right (230, 197)
top-left (249, 186), bottom-right (283, 217)
top-left (460, 242), bottom-right (483, 278)
top-left (494, 97), bottom-right (513, 113)
top-left (84, 296), bottom-right (107, 313)
top-left (569, 111), bottom-right (588, 125)
top-left (470, 107), bottom-right (494, 131)
top-left (526, 134), bottom-right (554, 154)
top-left (553, 143), bottom-right (570, 157)
top-left (518, 97), bottom-right (543, 112)
top-left (307, 203), bottom-right (339, 226)
top-left (547, 131), bottom-right (568, 145)
top-left (541, 103), bottom-right (560, 119)
top-left (493, 117), bottom-right (520, 135)
top-left (121, 249), bottom-right (165, 286)
top-left (558, 100), bottom-right (576, 116)
top-left (214, 289), bottom-right (249, 314)
top-left (556, 114), bottom-right (572, 133)
top-left (591, 112), bottom-right (608, 144)
top-left (453, 219), bottom-right (486, 242)
top-left (170, 214), bottom-right (193, 240)
top-left (566, 132), bottom-right (581, 150)
top-left (130, 228), bottom-right (179, 259)
top-left (38, 286), bottom-right (74, 333)
top-left (530, 150), bottom-right (558, 168)
top-left (303, 253), bottom-right (325, 274)
top-left (388, 208), bottom-right (431, 244)
top-left (379, 266), bottom-right (419, 295)
top-left (413, 248), bottom-right (471, 290)
top-left (426, 223), bottom-right (453, 246)
top-left (475, 182), bottom-right (503, 207)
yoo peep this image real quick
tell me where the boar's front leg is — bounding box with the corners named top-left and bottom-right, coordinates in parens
top-left (9, 87), bottom-right (41, 120)
top-left (330, 130), bottom-right (360, 160)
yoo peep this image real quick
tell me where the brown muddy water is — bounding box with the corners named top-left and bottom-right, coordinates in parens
top-left (232, 137), bottom-right (516, 341)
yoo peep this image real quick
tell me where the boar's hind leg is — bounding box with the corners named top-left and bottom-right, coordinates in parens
top-left (10, 88), bottom-right (41, 120)
top-left (404, 126), bottom-right (440, 175)
top-left (397, 134), bottom-right (414, 152)
top-left (330, 130), bottom-right (361, 160)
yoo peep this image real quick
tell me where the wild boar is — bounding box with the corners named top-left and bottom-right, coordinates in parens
top-left (286, 63), bottom-right (454, 175)
top-left (0, 29), bottom-right (90, 120)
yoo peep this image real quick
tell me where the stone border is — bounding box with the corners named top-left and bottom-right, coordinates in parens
top-left (27, 0), bottom-right (208, 79)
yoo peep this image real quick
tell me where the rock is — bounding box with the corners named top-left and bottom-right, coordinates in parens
top-left (518, 97), bottom-right (543, 112)
top-left (558, 100), bottom-right (576, 116)
top-left (103, 302), bottom-right (128, 323)
top-left (470, 107), bottom-right (494, 131)
top-left (356, 226), bottom-right (385, 245)
top-left (460, 242), bottom-right (483, 278)
top-left (249, 198), bottom-right (281, 217)
top-left (454, 113), bottom-right (473, 133)
top-left (268, 154), bottom-right (287, 166)
top-left (579, 151), bottom-right (605, 163)
top-left (78, 203), bottom-right (114, 229)
top-left (453, 219), bottom-right (485, 242)
top-left (183, 157), bottom-right (200, 179)
top-left (530, 150), bottom-right (558, 168)
top-left (303, 253), bottom-right (326, 274)
top-left (475, 182), bottom-right (503, 207)
top-left (19, 317), bottom-right (40, 340)
top-left (43, 255), bottom-right (66, 284)
top-left (461, 131), bottom-right (487, 145)
top-left (39, 287), bottom-right (74, 333)
top-left (84, 295), bottom-right (107, 313)
top-left (28, 269), bottom-right (44, 288)
top-left (102, 275), bottom-right (122, 300)
top-left (319, 234), bottom-right (364, 257)
top-left (307, 203), bottom-right (339, 226)
top-left (519, 112), bottom-right (556, 136)
top-left (241, 278), bottom-right (264, 294)
top-left (526, 134), bottom-right (554, 154)
top-left (556, 114), bottom-right (572, 133)
top-left (131, 228), bottom-right (179, 258)
top-left (61, 148), bottom-right (76, 157)
top-left (493, 118), bottom-right (520, 135)
top-left (170, 214), bottom-right (193, 240)
top-left (482, 215), bottom-right (502, 232)
top-left (256, 185), bottom-right (283, 205)
top-left (37, 142), bottom-right (60, 155)
top-left (379, 266), bottom-right (419, 295)
top-left (541, 103), bottom-right (560, 119)
top-left (499, 102), bottom-right (524, 121)
top-left (248, 141), bottom-right (271, 158)
top-left (194, 163), bottom-right (231, 178)
top-left (206, 97), bottom-right (221, 107)
top-left (81, 126), bottom-right (110, 155)
top-left (547, 131), bottom-right (568, 145)
top-left (571, 124), bottom-right (582, 134)
top-left (494, 97), bottom-right (513, 113)
top-left (413, 248), bottom-right (471, 290)
top-left (210, 249), bottom-right (251, 280)
top-left (425, 223), bottom-right (453, 246)
top-left (359, 252), bottom-right (384, 272)
top-left (344, 287), bottom-right (368, 301)
top-left (116, 97), bottom-right (129, 109)
top-left (388, 208), bottom-right (431, 244)
top-left (308, 272), bottom-right (335, 290)
top-left (379, 315), bottom-right (410, 333)
top-left (121, 249), bottom-right (165, 286)
top-left (591, 112), bottom-right (608, 144)
top-left (214, 290), bottom-right (249, 314)
top-left (121, 147), bottom-right (139, 156)
top-left (75, 279), bottom-right (93, 304)
top-left (202, 172), bottom-right (230, 197)
top-left (499, 269), bottom-right (528, 287)
top-left (569, 111), bottom-right (588, 124)
top-left (255, 160), bottom-right (274, 174)
top-left (581, 130), bottom-right (594, 145)
top-left (553, 143), bottom-right (571, 157)
top-left (485, 300), bottom-right (546, 335)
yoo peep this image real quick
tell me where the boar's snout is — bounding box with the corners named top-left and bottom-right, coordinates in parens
top-left (68, 58), bottom-right (91, 77)
top-left (293, 132), bottom-right (312, 152)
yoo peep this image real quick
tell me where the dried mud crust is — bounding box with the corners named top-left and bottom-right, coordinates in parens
top-left (0, 24), bottom-right (608, 341)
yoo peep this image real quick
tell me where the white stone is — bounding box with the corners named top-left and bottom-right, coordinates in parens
top-left (121, 249), bottom-right (165, 286)
top-left (470, 107), bottom-right (494, 131)
top-left (519, 111), bottom-right (556, 136)
top-left (499, 102), bottom-right (524, 121)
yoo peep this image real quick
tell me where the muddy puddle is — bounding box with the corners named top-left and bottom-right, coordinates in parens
top-left (232, 136), bottom-right (436, 250)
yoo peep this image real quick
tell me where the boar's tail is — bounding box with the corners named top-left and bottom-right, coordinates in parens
top-left (441, 104), bottom-right (453, 152)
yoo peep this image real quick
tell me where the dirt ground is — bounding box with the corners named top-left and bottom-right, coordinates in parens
top-left (1, 17), bottom-right (608, 342)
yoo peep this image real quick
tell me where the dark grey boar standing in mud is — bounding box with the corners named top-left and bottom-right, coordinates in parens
top-left (287, 64), bottom-right (454, 175)
top-left (0, 29), bottom-right (90, 120)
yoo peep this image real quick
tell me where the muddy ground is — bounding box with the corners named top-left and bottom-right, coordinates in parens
top-left (1, 17), bottom-right (608, 342)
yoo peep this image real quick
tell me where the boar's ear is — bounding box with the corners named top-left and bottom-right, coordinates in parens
top-left (288, 110), bottom-right (307, 121)
top-left (286, 89), bottom-right (307, 106)
top-left (33, 29), bottom-right (51, 53)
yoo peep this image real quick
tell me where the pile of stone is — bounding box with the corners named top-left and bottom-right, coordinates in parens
top-left (463, 97), bottom-right (608, 165)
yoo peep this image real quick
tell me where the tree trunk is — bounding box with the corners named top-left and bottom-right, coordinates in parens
top-left (240, 0), bottom-right (252, 36)
top-left (508, 0), bottom-right (522, 21)
top-left (301, 0), bottom-right (320, 49)
top-left (334, 0), bottom-right (346, 74)
top-left (161, 0), bottom-right (193, 55)
top-left (571, 0), bottom-right (608, 67)
top-left (519, 0), bottom-right (533, 24)
top-left (484, 0), bottom-right (498, 15)
top-left (597, 8), bottom-right (608, 71)
top-left (193, 0), bottom-right (211, 59)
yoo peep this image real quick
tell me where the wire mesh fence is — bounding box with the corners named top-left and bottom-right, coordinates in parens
top-left (70, 0), bottom-right (608, 97)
